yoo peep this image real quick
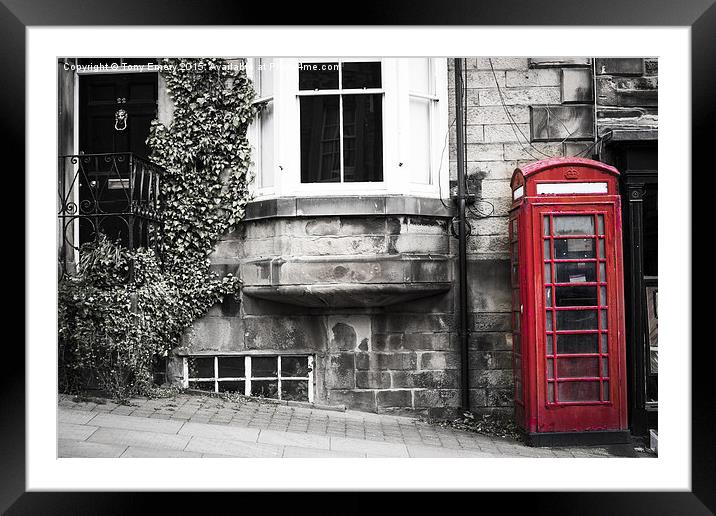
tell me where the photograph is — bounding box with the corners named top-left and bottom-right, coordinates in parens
top-left (55, 55), bottom-right (659, 459)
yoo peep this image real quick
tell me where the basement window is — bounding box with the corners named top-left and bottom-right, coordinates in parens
top-left (184, 355), bottom-right (314, 402)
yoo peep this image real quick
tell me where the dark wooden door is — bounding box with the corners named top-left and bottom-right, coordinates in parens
top-left (79, 72), bottom-right (157, 157)
top-left (78, 73), bottom-right (158, 247)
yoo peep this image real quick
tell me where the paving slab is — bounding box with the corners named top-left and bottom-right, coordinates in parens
top-left (89, 413), bottom-right (184, 434)
top-left (58, 409), bottom-right (97, 425)
top-left (58, 439), bottom-right (127, 458)
top-left (58, 422), bottom-right (99, 441)
top-left (88, 427), bottom-right (191, 451)
top-left (330, 436), bottom-right (409, 457)
top-left (258, 429), bottom-right (330, 450)
top-left (406, 445), bottom-right (496, 458)
top-left (185, 436), bottom-right (283, 458)
top-left (282, 446), bottom-right (366, 458)
top-left (121, 446), bottom-right (203, 458)
top-left (178, 421), bottom-right (260, 442)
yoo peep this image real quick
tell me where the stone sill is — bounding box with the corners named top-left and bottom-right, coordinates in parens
top-left (244, 195), bottom-right (454, 221)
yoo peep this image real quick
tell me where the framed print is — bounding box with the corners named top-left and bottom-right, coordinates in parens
top-left (4, 0), bottom-right (711, 513)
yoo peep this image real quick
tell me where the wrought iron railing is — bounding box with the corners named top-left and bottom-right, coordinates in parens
top-left (58, 152), bottom-right (164, 279)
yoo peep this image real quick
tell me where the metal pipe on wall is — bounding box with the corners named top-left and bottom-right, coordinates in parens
top-left (454, 58), bottom-right (470, 410)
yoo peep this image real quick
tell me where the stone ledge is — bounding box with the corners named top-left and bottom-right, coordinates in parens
top-left (244, 195), bottom-right (453, 221)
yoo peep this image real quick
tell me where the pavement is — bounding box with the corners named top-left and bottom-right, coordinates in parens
top-left (58, 393), bottom-right (649, 458)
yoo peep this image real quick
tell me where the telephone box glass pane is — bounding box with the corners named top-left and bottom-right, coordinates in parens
top-left (543, 216), bottom-right (550, 236)
top-left (557, 333), bottom-right (599, 354)
top-left (554, 238), bottom-right (595, 259)
top-left (602, 381), bottom-right (610, 400)
top-left (548, 383), bottom-right (555, 402)
top-left (601, 357), bottom-right (609, 377)
top-left (553, 215), bottom-right (595, 236)
top-left (597, 215), bottom-right (604, 235)
top-left (555, 262), bottom-right (596, 283)
top-left (544, 240), bottom-right (551, 259)
top-left (545, 287), bottom-right (553, 307)
top-left (546, 335), bottom-right (554, 355)
top-left (557, 357), bottom-right (600, 378)
top-left (600, 333), bottom-right (608, 353)
top-left (558, 381), bottom-right (600, 402)
top-left (556, 310), bottom-right (598, 330)
top-left (555, 286), bottom-right (598, 307)
top-left (544, 263), bottom-right (552, 283)
top-left (600, 286), bottom-right (607, 305)
top-left (547, 359), bottom-right (554, 379)
top-left (545, 314), bottom-right (552, 331)
top-left (599, 263), bottom-right (606, 282)
top-left (600, 310), bottom-right (608, 329)
top-left (598, 239), bottom-right (605, 258)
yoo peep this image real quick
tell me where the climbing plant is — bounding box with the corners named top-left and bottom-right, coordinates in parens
top-left (58, 58), bottom-right (262, 399)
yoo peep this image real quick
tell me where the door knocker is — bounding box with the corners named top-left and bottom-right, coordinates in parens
top-left (114, 109), bottom-right (128, 131)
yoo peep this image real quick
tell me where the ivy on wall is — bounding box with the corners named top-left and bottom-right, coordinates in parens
top-left (59, 58), bottom-right (262, 399)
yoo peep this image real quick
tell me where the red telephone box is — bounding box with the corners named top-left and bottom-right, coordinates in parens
top-left (509, 157), bottom-right (629, 446)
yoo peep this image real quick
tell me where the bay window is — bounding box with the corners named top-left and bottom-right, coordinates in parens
top-left (248, 57), bottom-right (448, 198)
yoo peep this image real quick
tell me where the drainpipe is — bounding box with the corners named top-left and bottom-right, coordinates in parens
top-left (454, 58), bottom-right (470, 411)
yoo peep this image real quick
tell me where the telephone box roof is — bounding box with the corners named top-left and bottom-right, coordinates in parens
top-left (514, 157), bottom-right (620, 179)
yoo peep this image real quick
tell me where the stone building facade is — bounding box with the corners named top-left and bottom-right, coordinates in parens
top-left (58, 57), bottom-right (657, 420)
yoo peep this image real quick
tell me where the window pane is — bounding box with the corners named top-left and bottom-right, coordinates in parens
top-left (602, 380), bottom-right (610, 400)
top-left (188, 357), bottom-right (214, 378)
top-left (599, 262), bottom-right (606, 282)
top-left (546, 334), bottom-right (553, 355)
top-left (218, 357), bottom-right (245, 378)
top-left (341, 62), bottom-right (381, 89)
top-left (188, 381), bottom-right (215, 392)
top-left (601, 357), bottom-right (609, 377)
top-left (555, 286), bottom-right (598, 307)
top-left (556, 309), bottom-right (598, 330)
top-left (554, 238), bottom-right (595, 259)
top-left (252, 357), bottom-right (278, 377)
top-left (281, 380), bottom-right (309, 402)
top-left (408, 58), bottom-right (431, 94)
top-left (600, 310), bottom-right (608, 329)
top-left (299, 62), bottom-right (339, 90)
top-left (557, 357), bottom-right (600, 378)
top-left (598, 239), bottom-right (605, 258)
top-left (218, 380), bottom-right (244, 393)
top-left (557, 333), bottom-right (599, 354)
top-left (544, 263), bottom-right (552, 283)
top-left (409, 96), bottom-right (431, 184)
top-left (342, 94), bottom-right (383, 182)
top-left (545, 287), bottom-right (553, 307)
top-left (300, 96), bottom-right (340, 183)
top-left (600, 333), bottom-right (608, 353)
top-left (548, 382), bottom-right (555, 402)
top-left (281, 356), bottom-right (309, 377)
top-left (597, 215), bottom-right (604, 235)
top-left (555, 262), bottom-right (596, 283)
top-left (547, 359), bottom-right (554, 379)
top-left (251, 380), bottom-right (278, 398)
top-left (543, 216), bottom-right (551, 236)
top-left (543, 240), bottom-right (551, 259)
top-left (553, 215), bottom-right (595, 236)
top-left (260, 101), bottom-right (274, 188)
top-left (545, 313), bottom-right (552, 331)
top-left (600, 286), bottom-right (607, 305)
top-left (558, 381), bottom-right (600, 401)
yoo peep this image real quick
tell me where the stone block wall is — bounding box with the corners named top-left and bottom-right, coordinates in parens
top-left (447, 57), bottom-right (657, 415)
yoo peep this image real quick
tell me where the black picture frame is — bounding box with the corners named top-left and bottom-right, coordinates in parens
top-left (4, 1), bottom-right (710, 513)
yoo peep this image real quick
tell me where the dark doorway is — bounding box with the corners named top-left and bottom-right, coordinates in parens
top-left (77, 73), bottom-right (158, 248)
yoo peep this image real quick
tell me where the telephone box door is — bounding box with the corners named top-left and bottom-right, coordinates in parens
top-left (534, 204), bottom-right (626, 432)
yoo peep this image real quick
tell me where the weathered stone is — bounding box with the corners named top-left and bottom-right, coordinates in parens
top-left (376, 389), bottom-right (412, 408)
top-left (486, 388), bottom-right (514, 407)
top-left (355, 370), bottom-right (391, 389)
top-left (419, 351), bottom-right (460, 370)
top-left (465, 143), bottom-right (504, 161)
top-left (595, 58), bottom-right (644, 76)
top-left (469, 388), bottom-right (488, 407)
top-left (355, 352), bottom-right (417, 371)
top-left (469, 313), bottom-right (512, 333)
top-left (531, 105), bottom-right (595, 141)
top-left (372, 313), bottom-right (455, 334)
top-left (327, 389), bottom-right (376, 412)
top-left (596, 76), bottom-right (657, 108)
top-left (483, 124), bottom-right (531, 143)
top-left (244, 316), bottom-right (325, 351)
top-left (503, 142), bottom-right (563, 160)
top-left (413, 389), bottom-right (461, 408)
top-left (323, 353), bottom-right (355, 390)
top-left (468, 331), bottom-right (512, 351)
top-left (183, 316), bottom-right (245, 353)
top-left (467, 69), bottom-right (506, 87)
top-left (466, 259), bottom-right (511, 312)
top-left (505, 69), bottom-right (561, 87)
top-left (475, 57), bottom-right (529, 70)
top-left (529, 57), bottom-right (591, 68)
top-left (478, 87), bottom-right (561, 106)
top-left (470, 369), bottom-right (514, 389)
top-left (391, 370), bottom-right (460, 389)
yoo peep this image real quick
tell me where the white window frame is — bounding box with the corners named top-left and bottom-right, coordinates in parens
top-left (183, 354), bottom-right (314, 403)
top-left (247, 57), bottom-right (449, 200)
